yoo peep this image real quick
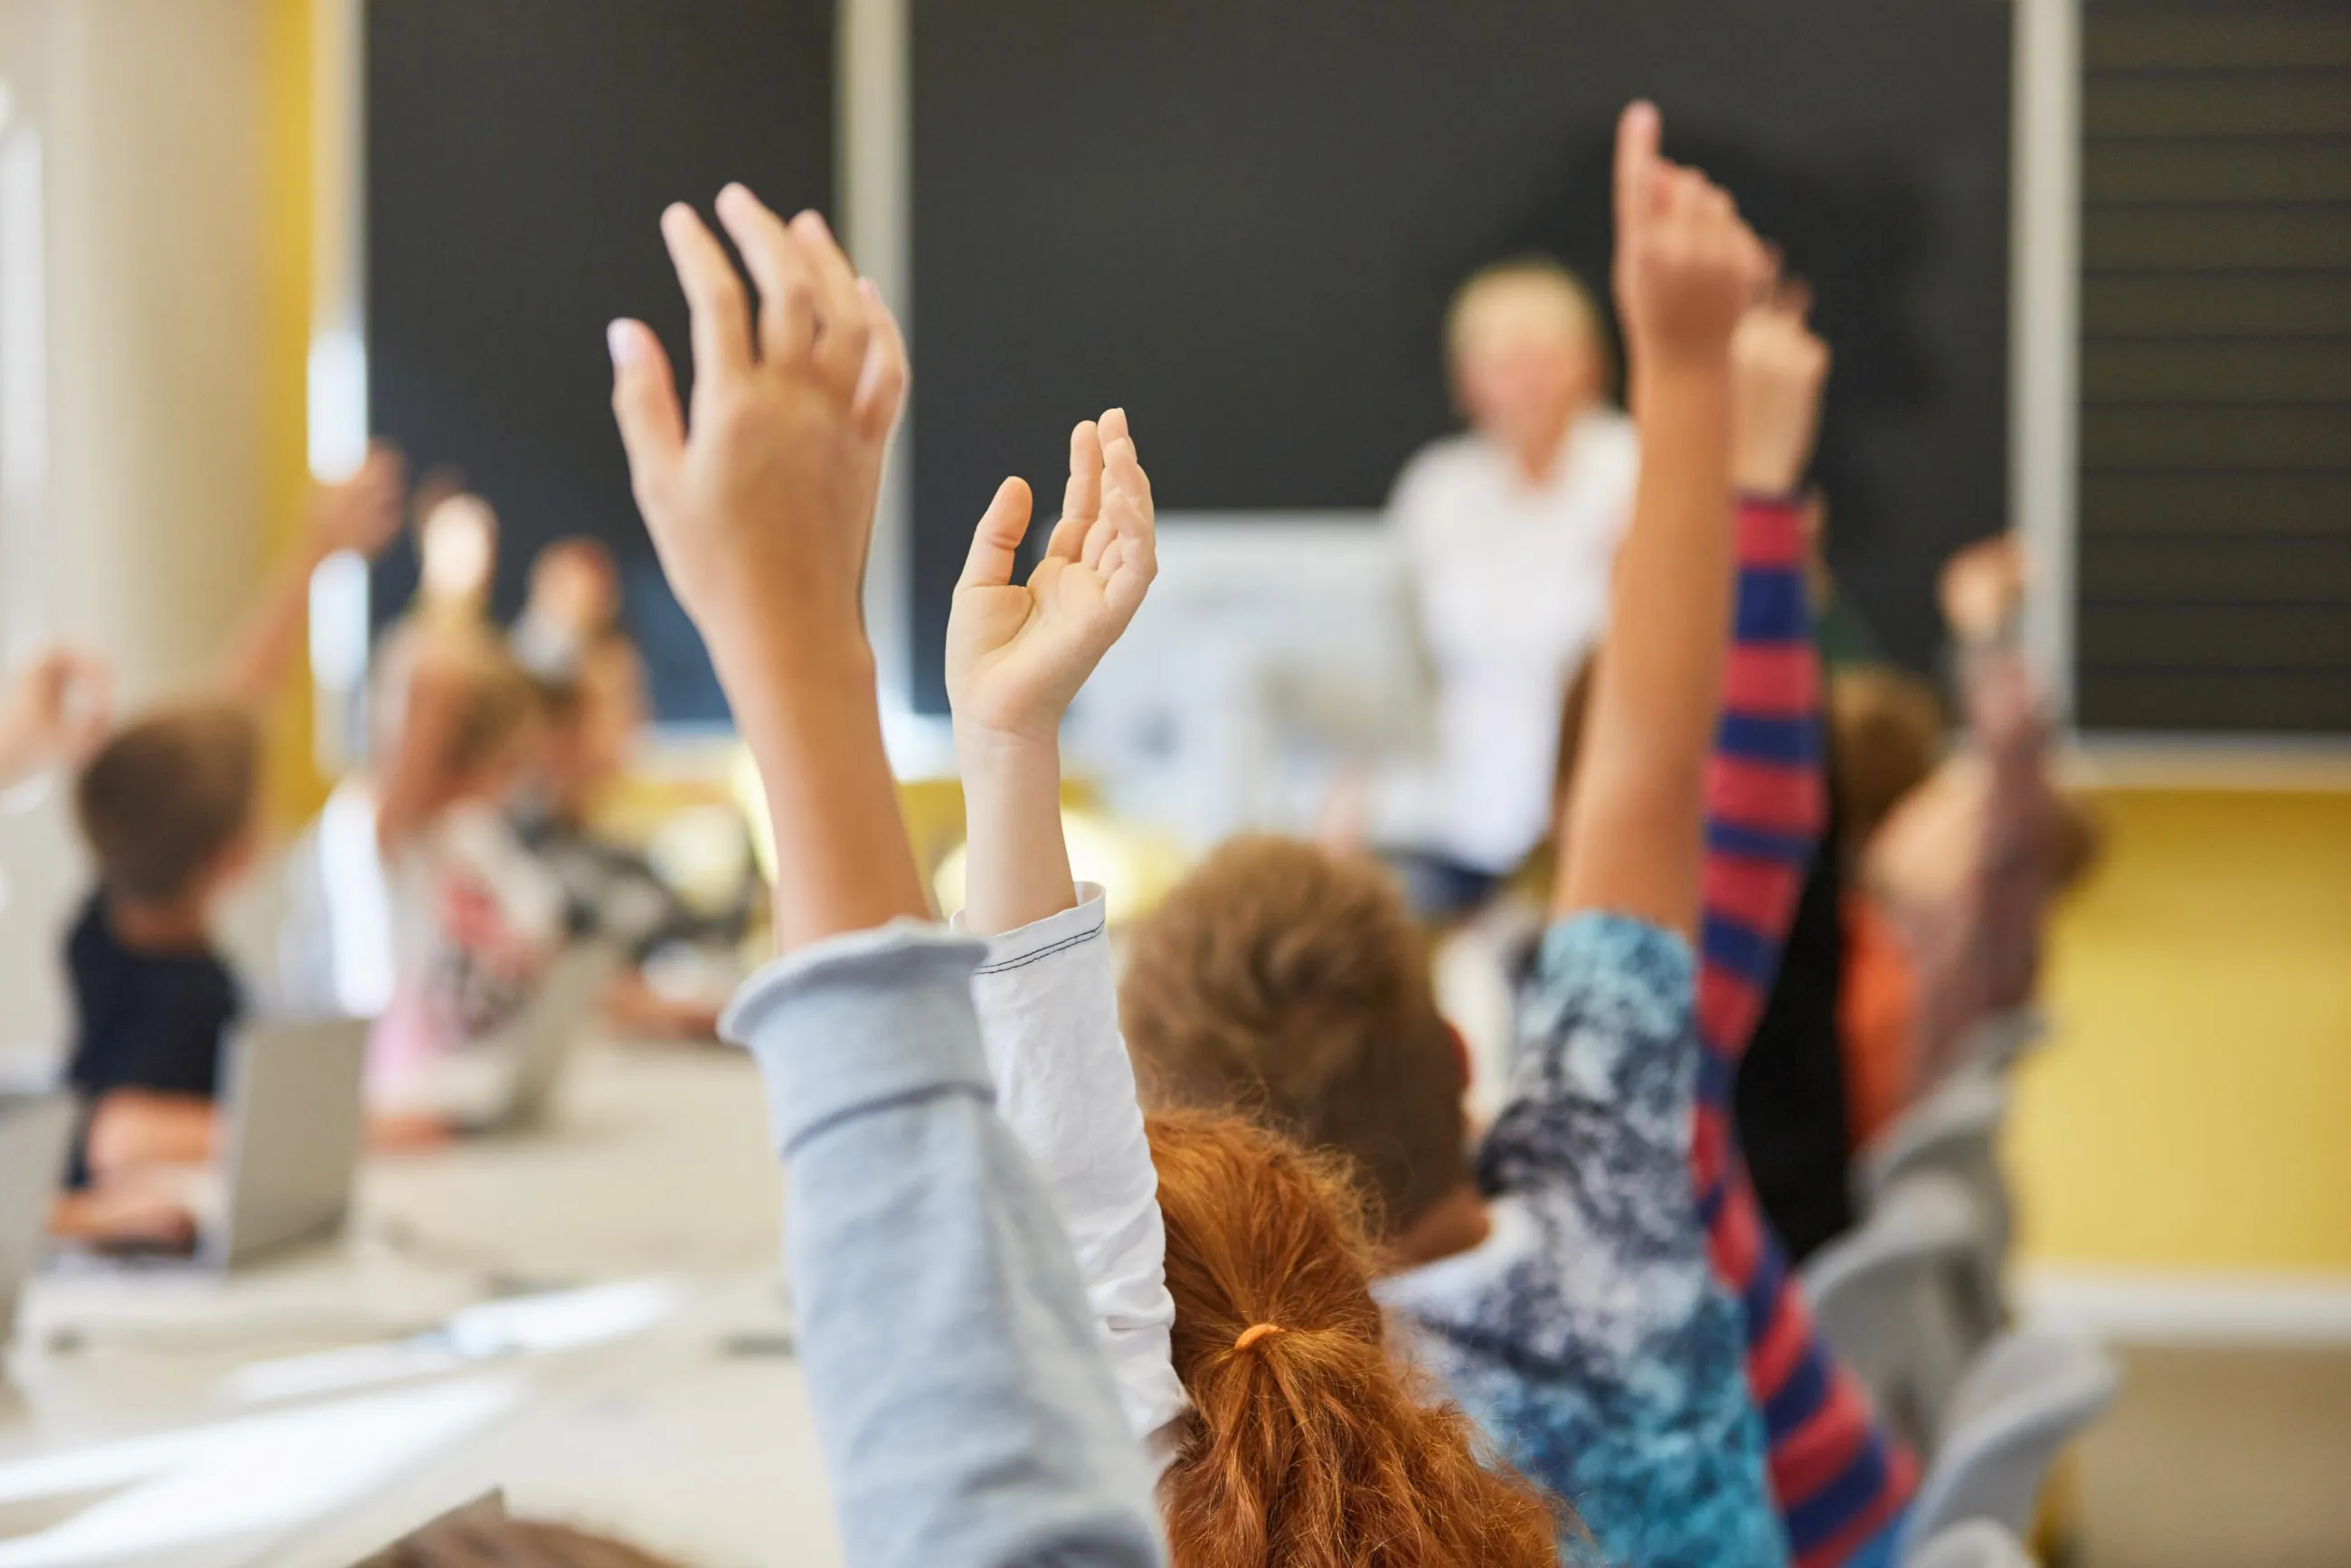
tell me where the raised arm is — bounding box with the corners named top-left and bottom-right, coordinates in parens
top-left (945, 411), bottom-right (1185, 1457)
top-left (609, 190), bottom-right (921, 952)
top-left (609, 184), bottom-right (1164, 1568)
top-left (1557, 103), bottom-right (1770, 938)
top-left (0, 647), bottom-right (110, 788)
top-left (1695, 289), bottom-right (1831, 1063)
top-left (215, 444), bottom-right (406, 713)
top-left (948, 408), bottom-right (1157, 936)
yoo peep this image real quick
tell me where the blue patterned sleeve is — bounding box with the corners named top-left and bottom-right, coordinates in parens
top-left (1468, 913), bottom-right (1787, 1568)
top-left (1481, 912), bottom-right (1702, 1223)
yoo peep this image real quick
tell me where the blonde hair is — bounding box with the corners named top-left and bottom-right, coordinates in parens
top-left (1446, 260), bottom-right (1609, 380)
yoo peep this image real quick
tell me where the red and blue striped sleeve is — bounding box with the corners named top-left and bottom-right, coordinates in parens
top-left (1694, 494), bottom-right (1918, 1567)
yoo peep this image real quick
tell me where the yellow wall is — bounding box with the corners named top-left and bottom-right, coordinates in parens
top-left (2011, 789), bottom-right (2351, 1273)
top-left (260, 0), bottom-right (323, 825)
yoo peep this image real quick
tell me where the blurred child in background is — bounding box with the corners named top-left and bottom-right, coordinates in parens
top-left (508, 539), bottom-right (745, 1040)
top-left (51, 449), bottom-right (405, 1245)
top-left (367, 632), bottom-right (567, 1136)
top-left (1844, 537), bottom-right (2103, 1142)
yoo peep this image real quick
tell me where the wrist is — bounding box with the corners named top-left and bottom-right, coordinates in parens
top-left (715, 631), bottom-right (879, 759)
top-left (1733, 458), bottom-right (1806, 498)
top-left (954, 719), bottom-right (1062, 778)
top-left (1632, 341), bottom-right (1734, 388)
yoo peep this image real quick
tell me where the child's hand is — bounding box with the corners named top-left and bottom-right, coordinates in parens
top-left (608, 185), bottom-right (907, 667)
top-left (0, 647), bottom-right (112, 784)
top-left (1611, 101), bottom-right (1770, 375)
top-left (1940, 536), bottom-right (2025, 644)
top-left (1730, 282), bottom-right (1831, 495)
top-left (311, 442), bottom-right (408, 560)
top-left (946, 409), bottom-right (1157, 746)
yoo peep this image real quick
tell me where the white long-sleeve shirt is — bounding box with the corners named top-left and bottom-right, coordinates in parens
top-left (959, 886), bottom-right (1190, 1471)
top-left (1390, 414), bottom-right (1639, 873)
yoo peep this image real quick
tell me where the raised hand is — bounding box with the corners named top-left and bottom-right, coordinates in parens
top-left (1612, 100), bottom-right (1770, 377)
top-left (1939, 535), bottom-right (2025, 645)
top-left (1730, 281), bottom-right (1832, 496)
top-left (608, 187), bottom-right (924, 951)
top-left (0, 647), bottom-right (112, 786)
top-left (311, 441), bottom-right (409, 560)
top-left (947, 409), bottom-right (1157, 746)
top-left (607, 185), bottom-right (907, 667)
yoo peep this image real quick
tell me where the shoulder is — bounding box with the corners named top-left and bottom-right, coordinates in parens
top-left (1524, 912), bottom-right (1695, 1046)
top-left (66, 893), bottom-right (113, 964)
top-left (1391, 435), bottom-right (1491, 512)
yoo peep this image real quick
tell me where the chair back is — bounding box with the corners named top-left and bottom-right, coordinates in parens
top-left (1903, 1520), bottom-right (2035, 1568)
top-left (1903, 1331), bottom-right (2120, 1554)
top-left (1803, 1170), bottom-right (1988, 1451)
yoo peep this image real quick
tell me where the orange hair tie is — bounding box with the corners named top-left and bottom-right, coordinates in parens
top-left (1232, 1323), bottom-right (1286, 1352)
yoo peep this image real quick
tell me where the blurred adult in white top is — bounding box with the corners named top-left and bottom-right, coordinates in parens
top-left (1386, 260), bottom-right (1638, 913)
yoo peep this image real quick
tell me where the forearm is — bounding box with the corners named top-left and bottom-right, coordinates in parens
top-left (1695, 496), bottom-right (1825, 1056)
top-left (956, 729), bottom-right (1078, 937)
top-left (86, 1091), bottom-right (216, 1175)
top-left (716, 630), bottom-right (931, 954)
top-left (1559, 357), bottom-right (1737, 936)
top-left (217, 539), bottom-right (331, 712)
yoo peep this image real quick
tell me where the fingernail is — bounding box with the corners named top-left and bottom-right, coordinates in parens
top-left (718, 182), bottom-right (750, 207)
top-left (798, 210), bottom-right (835, 243)
top-left (607, 320), bottom-right (641, 367)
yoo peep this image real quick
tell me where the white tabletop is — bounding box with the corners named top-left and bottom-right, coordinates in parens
top-left (0, 1039), bottom-right (841, 1568)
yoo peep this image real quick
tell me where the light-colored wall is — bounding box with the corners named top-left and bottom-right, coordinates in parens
top-left (0, 0), bottom-right (277, 1066)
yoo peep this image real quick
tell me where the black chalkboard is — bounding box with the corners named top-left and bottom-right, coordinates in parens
top-left (366, 0), bottom-right (835, 721)
top-left (911, 0), bottom-right (2011, 711)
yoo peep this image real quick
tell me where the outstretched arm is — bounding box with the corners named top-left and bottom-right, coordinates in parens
top-left (610, 185), bottom-right (1165, 1567)
top-left (946, 411), bottom-right (1185, 1457)
top-left (1695, 288), bottom-right (1832, 1065)
top-left (609, 190), bottom-right (921, 951)
top-left (215, 445), bottom-right (406, 713)
top-left (1556, 102), bottom-right (1770, 939)
top-left (0, 647), bottom-right (110, 787)
top-left (949, 409), bottom-right (1157, 935)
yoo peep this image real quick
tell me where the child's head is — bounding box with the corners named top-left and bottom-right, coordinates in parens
top-left (443, 647), bottom-right (547, 804)
top-left (74, 703), bottom-right (262, 909)
top-left (525, 537), bottom-right (623, 640)
top-left (1147, 1109), bottom-right (1562, 1568)
top-left (396, 640), bottom-right (546, 817)
top-left (1827, 666), bottom-right (1946, 866)
top-left (539, 636), bottom-right (647, 814)
top-left (1447, 260), bottom-right (1609, 456)
top-left (1120, 836), bottom-right (1468, 1245)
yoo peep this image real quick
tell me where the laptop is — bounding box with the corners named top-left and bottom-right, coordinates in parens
top-left (487, 941), bottom-right (618, 1133)
top-left (0, 1092), bottom-right (73, 1337)
top-left (204, 1015), bottom-right (370, 1269)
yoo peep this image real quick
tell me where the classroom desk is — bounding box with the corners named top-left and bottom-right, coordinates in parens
top-left (0, 1039), bottom-right (843, 1568)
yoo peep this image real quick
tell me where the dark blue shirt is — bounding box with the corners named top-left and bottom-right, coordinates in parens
top-left (63, 893), bottom-right (240, 1185)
